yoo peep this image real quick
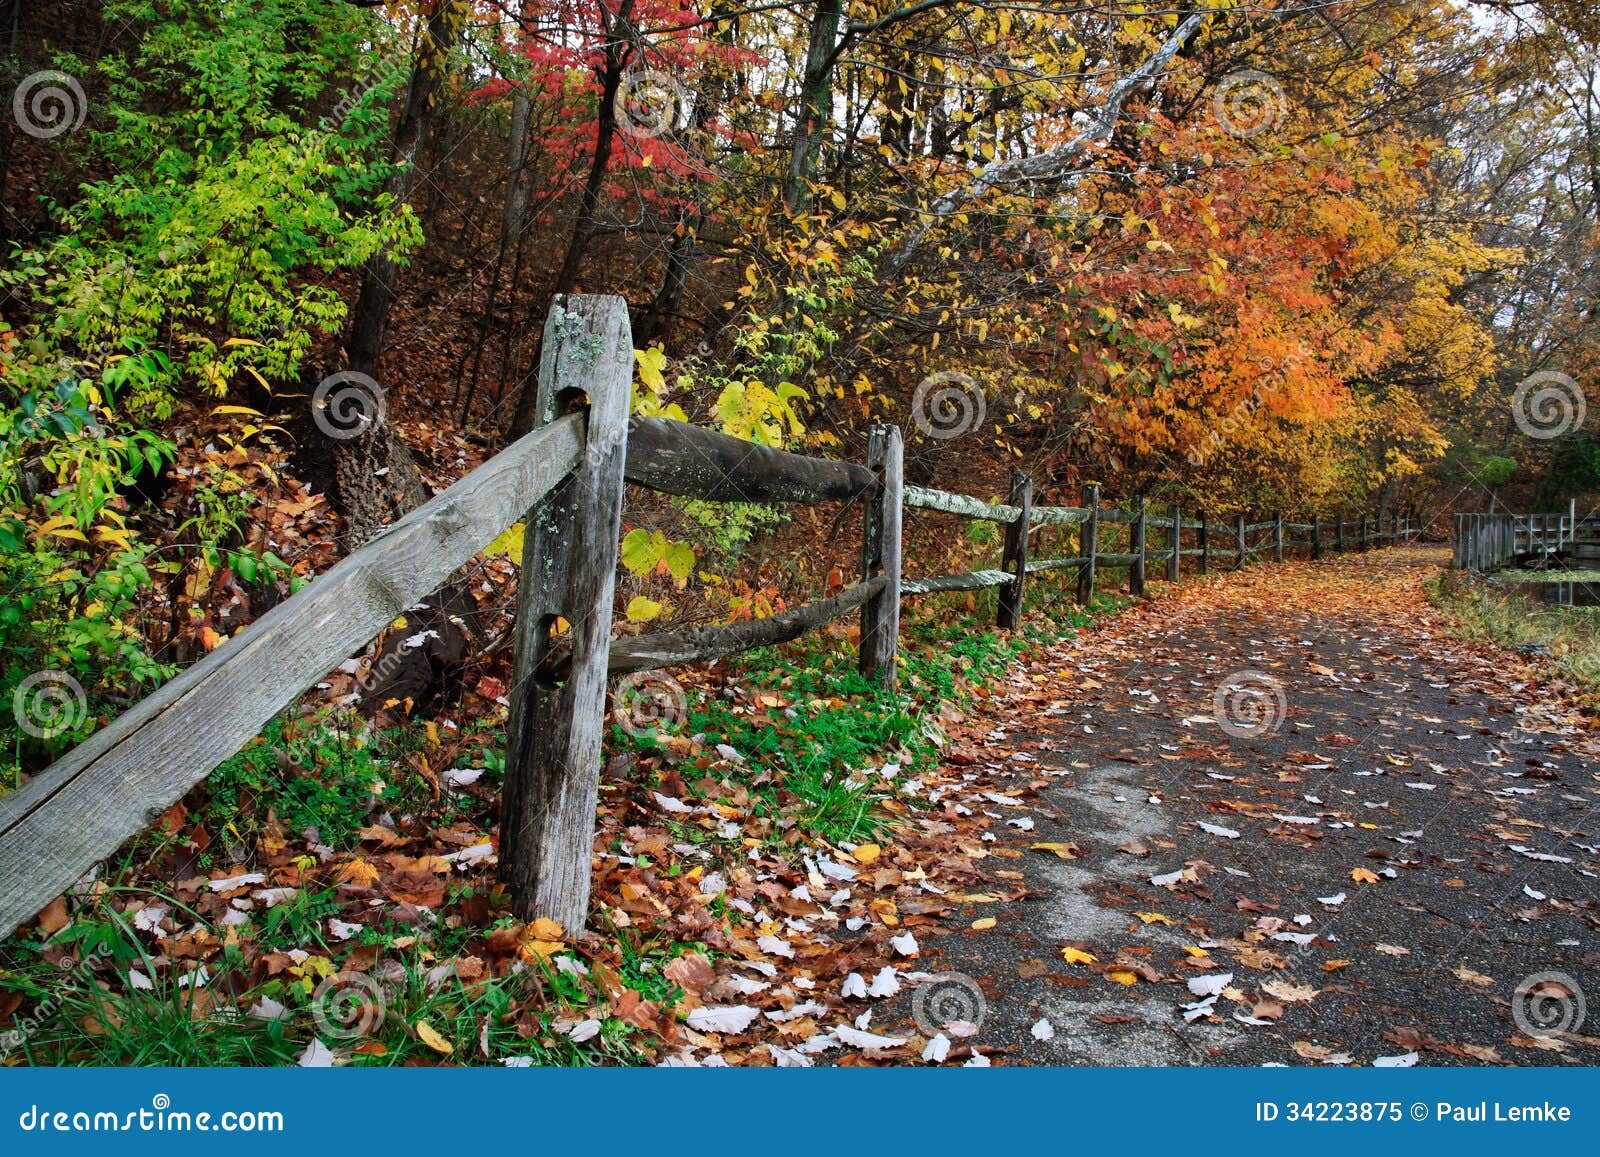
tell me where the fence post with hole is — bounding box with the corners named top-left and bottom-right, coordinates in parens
top-left (1130, 495), bottom-right (1147, 596)
top-left (500, 294), bottom-right (632, 931)
top-left (1167, 503), bottom-right (1181, 583)
top-left (1235, 512), bottom-right (1246, 570)
top-left (997, 470), bottom-right (1032, 629)
top-left (859, 423), bottom-right (903, 687)
top-left (1077, 484), bottom-right (1099, 604)
top-left (1274, 512), bottom-right (1284, 563)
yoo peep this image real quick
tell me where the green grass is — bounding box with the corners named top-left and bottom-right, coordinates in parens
top-left (1428, 569), bottom-right (1600, 698)
top-left (0, 574), bottom-right (1128, 1066)
top-left (607, 585), bottom-right (1107, 846)
top-left (0, 905), bottom-right (649, 1066)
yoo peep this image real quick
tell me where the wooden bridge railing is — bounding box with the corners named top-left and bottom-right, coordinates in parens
top-left (0, 293), bottom-right (1419, 937)
top-left (1452, 509), bottom-right (1580, 574)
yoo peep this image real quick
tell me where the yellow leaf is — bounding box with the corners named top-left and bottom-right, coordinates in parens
top-left (1061, 946), bottom-right (1096, 965)
top-left (1134, 911), bottom-right (1174, 925)
top-left (519, 939), bottom-right (564, 961)
top-left (482, 523), bottom-right (524, 566)
top-left (1350, 867), bottom-right (1380, 884)
top-left (1183, 946), bottom-right (1211, 958)
top-left (1106, 969), bottom-right (1139, 986)
top-left (626, 596), bottom-right (663, 623)
top-left (634, 347), bottom-right (667, 393)
top-left (336, 858), bottom-right (381, 886)
top-left (531, 917), bottom-right (564, 942)
top-left (415, 1020), bottom-right (453, 1055)
top-left (1030, 842), bottom-right (1080, 860)
top-left (851, 843), bottom-right (881, 865)
top-left (971, 917), bottom-right (996, 931)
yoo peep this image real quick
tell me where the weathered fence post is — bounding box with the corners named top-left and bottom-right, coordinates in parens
top-left (1199, 510), bottom-right (1209, 574)
top-left (1130, 495), bottom-right (1147, 596)
top-left (1336, 513), bottom-right (1346, 554)
top-left (1167, 503), bottom-right (1181, 583)
top-left (859, 424), bottom-right (903, 687)
top-left (1311, 513), bottom-right (1321, 560)
top-left (1076, 484), bottom-right (1099, 604)
top-left (1235, 512), bottom-right (1247, 570)
top-left (1273, 512), bottom-right (1284, 563)
top-left (500, 294), bottom-right (632, 931)
top-left (997, 471), bottom-right (1032, 629)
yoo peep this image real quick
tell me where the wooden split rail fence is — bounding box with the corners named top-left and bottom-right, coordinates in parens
top-left (0, 295), bottom-right (1418, 937)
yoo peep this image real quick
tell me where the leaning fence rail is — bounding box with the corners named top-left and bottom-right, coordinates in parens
top-left (0, 293), bottom-right (1421, 938)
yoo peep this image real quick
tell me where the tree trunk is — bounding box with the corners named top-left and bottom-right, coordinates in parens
top-left (345, 0), bottom-right (468, 377)
top-left (329, 0), bottom-right (467, 539)
top-left (506, 1), bottom-right (635, 439)
top-left (783, 0), bottom-right (844, 215)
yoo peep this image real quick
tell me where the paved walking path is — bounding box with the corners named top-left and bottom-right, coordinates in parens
top-left (894, 548), bottom-right (1599, 1066)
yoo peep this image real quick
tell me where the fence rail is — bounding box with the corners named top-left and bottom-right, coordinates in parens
top-left (0, 294), bottom-right (1420, 938)
top-left (1451, 509), bottom-right (1588, 574)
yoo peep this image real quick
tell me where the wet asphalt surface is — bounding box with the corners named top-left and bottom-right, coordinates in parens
top-left (891, 550), bottom-right (1600, 1066)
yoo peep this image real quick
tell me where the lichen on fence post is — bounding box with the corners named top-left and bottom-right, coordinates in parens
top-left (500, 294), bottom-right (632, 932)
top-left (858, 423), bottom-right (903, 688)
top-left (997, 471), bottom-right (1032, 629)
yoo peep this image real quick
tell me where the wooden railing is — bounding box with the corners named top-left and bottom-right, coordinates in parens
top-left (0, 294), bottom-right (1418, 937)
top-left (1452, 510), bottom-right (1577, 573)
